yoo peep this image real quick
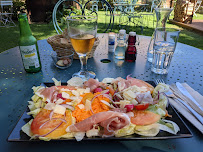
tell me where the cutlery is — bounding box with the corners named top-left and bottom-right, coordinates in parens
top-left (176, 82), bottom-right (203, 112)
top-left (155, 79), bottom-right (203, 125)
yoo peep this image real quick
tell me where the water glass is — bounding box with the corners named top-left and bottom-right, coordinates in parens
top-left (151, 28), bottom-right (180, 74)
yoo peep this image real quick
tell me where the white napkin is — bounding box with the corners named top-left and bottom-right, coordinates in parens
top-left (169, 83), bottom-right (203, 134)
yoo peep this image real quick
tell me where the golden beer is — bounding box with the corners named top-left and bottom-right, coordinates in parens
top-left (70, 34), bottom-right (95, 54)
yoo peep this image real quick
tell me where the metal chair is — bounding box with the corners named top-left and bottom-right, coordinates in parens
top-left (52, 0), bottom-right (114, 34)
top-left (0, 0), bottom-right (16, 27)
top-left (140, 0), bottom-right (161, 28)
top-left (91, 0), bottom-right (99, 12)
top-left (194, 0), bottom-right (203, 16)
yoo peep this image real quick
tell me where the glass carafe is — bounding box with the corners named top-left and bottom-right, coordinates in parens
top-left (147, 7), bottom-right (173, 62)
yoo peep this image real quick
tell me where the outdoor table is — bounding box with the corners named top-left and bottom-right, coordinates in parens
top-left (1, 33), bottom-right (203, 152)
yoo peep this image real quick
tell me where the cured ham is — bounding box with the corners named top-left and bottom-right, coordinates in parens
top-left (83, 78), bottom-right (109, 92)
top-left (66, 111), bottom-right (130, 135)
top-left (37, 86), bottom-right (75, 103)
top-left (112, 77), bottom-right (154, 93)
top-left (83, 78), bottom-right (101, 92)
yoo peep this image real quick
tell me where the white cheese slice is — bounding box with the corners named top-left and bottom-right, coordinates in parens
top-left (131, 99), bottom-right (138, 105)
top-left (125, 90), bottom-right (136, 98)
top-left (84, 88), bottom-right (90, 93)
top-left (72, 90), bottom-right (80, 97)
top-left (60, 88), bottom-right (71, 92)
top-left (44, 103), bottom-right (56, 110)
top-left (78, 104), bottom-right (85, 109)
top-left (55, 98), bottom-right (64, 104)
top-left (53, 104), bottom-right (66, 115)
top-left (85, 99), bottom-right (91, 111)
top-left (119, 100), bottom-right (131, 109)
top-left (73, 97), bottom-right (82, 104)
top-left (62, 92), bottom-right (70, 99)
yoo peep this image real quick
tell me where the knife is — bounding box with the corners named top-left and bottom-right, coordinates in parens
top-left (175, 97), bottom-right (203, 125)
top-left (176, 82), bottom-right (203, 112)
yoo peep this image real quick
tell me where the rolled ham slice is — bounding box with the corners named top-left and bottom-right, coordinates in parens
top-left (66, 111), bottom-right (130, 134)
top-left (112, 77), bottom-right (154, 93)
top-left (38, 86), bottom-right (75, 103)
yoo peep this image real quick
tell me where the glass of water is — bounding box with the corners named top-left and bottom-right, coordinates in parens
top-left (151, 28), bottom-right (180, 74)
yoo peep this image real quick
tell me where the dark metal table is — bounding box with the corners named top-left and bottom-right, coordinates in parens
top-left (1, 34), bottom-right (203, 152)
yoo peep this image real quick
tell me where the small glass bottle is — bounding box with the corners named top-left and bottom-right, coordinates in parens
top-left (108, 32), bottom-right (115, 53)
top-left (18, 13), bottom-right (41, 73)
top-left (114, 30), bottom-right (126, 59)
top-left (125, 32), bottom-right (136, 62)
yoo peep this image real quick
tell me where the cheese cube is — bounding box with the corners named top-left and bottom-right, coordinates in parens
top-left (62, 92), bottom-right (70, 99)
top-left (44, 103), bottom-right (56, 110)
top-left (72, 90), bottom-right (80, 97)
top-left (125, 90), bottom-right (136, 98)
top-left (53, 105), bottom-right (66, 115)
top-left (78, 104), bottom-right (85, 109)
top-left (85, 99), bottom-right (91, 111)
top-left (55, 98), bottom-right (64, 104)
top-left (84, 88), bottom-right (90, 93)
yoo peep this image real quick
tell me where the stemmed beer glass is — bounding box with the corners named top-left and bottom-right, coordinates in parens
top-left (67, 16), bottom-right (97, 80)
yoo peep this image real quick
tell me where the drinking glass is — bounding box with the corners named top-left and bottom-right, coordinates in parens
top-left (67, 15), bottom-right (97, 80)
top-left (147, 8), bottom-right (173, 62)
top-left (151, 28), bottom-right (180, 74)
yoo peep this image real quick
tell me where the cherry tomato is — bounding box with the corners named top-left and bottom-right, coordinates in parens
top-left (134, 103), bottom-right (149, 110)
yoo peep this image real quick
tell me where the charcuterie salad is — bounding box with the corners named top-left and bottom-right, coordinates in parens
top-left (22, 77), bottom-right (180, 141)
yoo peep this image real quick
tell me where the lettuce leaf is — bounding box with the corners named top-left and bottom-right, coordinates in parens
top-left (115, 123), bottom-right (136, 137)
top-left (134, 123), bottom-right (160, 136)
top-left (159, 119), bottom-right (180, 135)
top-left (152, 83), bottom-right (169, 98)
top-left (21, 119), bottom-right (33, 137)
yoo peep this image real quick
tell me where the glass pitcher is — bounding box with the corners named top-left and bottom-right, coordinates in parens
top-left (147, 3), bottom-right (173, 62)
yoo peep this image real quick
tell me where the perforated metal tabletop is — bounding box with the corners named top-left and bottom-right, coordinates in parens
top-left (1, 34), bottom-right (203, 152)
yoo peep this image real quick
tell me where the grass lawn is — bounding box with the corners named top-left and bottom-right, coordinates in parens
top-left (0, 12), bottom-right (203, 53)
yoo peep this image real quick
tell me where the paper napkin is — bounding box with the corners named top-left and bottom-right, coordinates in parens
top-left (169, 83), bottom-right (203, 134)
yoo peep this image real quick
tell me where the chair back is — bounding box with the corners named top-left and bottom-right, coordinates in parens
top-left (0, 1), bottom-right (13, 6)
top-left (53, 0), bottom-right (114, 34)
top-left (113, 0), bottom-right (127, 4)
top-left (151, 0), bottom-right (161, 12)
top-left (0, 1), bottom-right (13, 13)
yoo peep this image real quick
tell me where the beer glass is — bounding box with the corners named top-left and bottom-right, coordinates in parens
top-left (67, 16), bottom-right (97, 80)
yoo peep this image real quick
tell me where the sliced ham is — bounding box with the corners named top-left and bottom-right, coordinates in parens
top-left (110, 108), bottom-right (127, 113)
top-left (38, 86), bottom-right (75, 103)
top-left (112, 77), bottom-right (154, 93)
top-left (83, 78), bottom-right (107, 92)
top-left (127, 78), bottom-right (154, 93)
top-left (66, 111), bottom-right (130, 135)
top-left (83, 78), bottom-right (100, 92)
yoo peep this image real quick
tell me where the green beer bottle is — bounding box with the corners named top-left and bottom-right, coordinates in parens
top-left (18, 13), bottom-right (41, 73)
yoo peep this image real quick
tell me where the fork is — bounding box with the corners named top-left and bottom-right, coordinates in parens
top-left (155, 79), bottom-right (203, 125)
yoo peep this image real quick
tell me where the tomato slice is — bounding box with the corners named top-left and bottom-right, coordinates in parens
top-left (134, 103), bottom-right (149, 110)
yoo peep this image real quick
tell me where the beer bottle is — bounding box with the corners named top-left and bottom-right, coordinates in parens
top-left (18, 13), bottom-right (41, 73)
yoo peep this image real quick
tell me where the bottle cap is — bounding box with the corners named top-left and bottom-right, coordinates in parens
top-left (109, 34), bottom-right (115, 39)
top-left (119, 29), bottom-right (126, 34)
top-left (129, 32), bottom-right (136, 36)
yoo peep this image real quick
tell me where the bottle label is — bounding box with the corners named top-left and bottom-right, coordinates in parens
top-left (20, 45), bottom-right (40, 70)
